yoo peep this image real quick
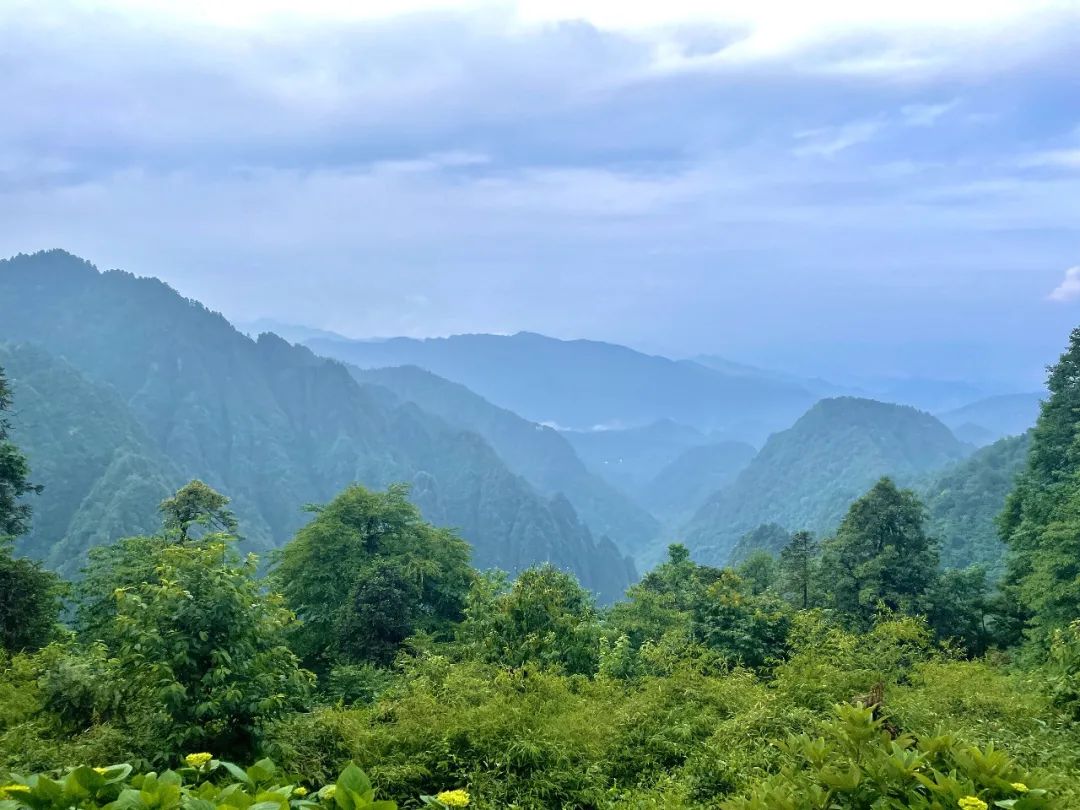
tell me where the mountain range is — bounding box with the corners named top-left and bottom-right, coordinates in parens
top-left (0, 249), bottom-right (1043, 595)
top-left (306, 332), bottom-right (819, 445)
top-left (0, 251), bottom-right (635, 599)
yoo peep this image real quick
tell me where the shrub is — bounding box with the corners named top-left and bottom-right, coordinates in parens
top-left (722, 703), bottom-right (1053, 810)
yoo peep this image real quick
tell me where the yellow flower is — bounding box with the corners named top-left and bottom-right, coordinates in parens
top-left (184, 752), bottom-right (213, 769)
top-left (0, 784), bottom-right (31, 797)
top-left (436, 788), bottom-right (471, 807)
top-left (293, 787), bottom-right (308, 797)
top-left (1012, 783), bottom-right (1029, 792)
top-left (93, 767), bottom-right (110, 775)
top-left (958, 798), bottom-right (988, 810)
top-left (319, 785), bottom-right (337, 801)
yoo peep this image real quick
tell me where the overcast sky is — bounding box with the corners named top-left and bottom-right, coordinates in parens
top-left (2, 0), bottom-right (1079, 386)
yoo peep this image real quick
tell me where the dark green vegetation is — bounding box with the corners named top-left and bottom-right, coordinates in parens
top-left (308, 331), bottom-right (817, 443)
top-left (0, 251), bottom-right (633, 600)
top-left (922, 432), bottom-right (1032, 576)
top-left (1001, 327), bottom-right (1080, 640)
top-left (682, 397), bottom-right (971, 564)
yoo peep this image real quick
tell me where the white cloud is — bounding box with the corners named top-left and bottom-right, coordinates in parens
top-left (1020, 149), bottom-right (1080, 169)
top-left (793, 120), bottom-right (883, 157)
top-left (900, 101), bottom-right (956, 127)
top-left (1049, 267), bottom-right (1080, 302)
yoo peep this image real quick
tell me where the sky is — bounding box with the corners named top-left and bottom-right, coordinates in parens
top-left (2, 0), bottom-right (1079, 387)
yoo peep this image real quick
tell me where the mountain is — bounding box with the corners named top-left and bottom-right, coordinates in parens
top-left (560, 419), bottom-right (710, 494)
top-left (865, 377), bottom-right (994, 413)
top-left (0, 250), bottom-right (634, 600)
top-left (641, 441), bottom-right (757, 523)
top-left (348, 364), bottom-right (660, 556)
top-left (938, 393), bottom-right (1043, 447)
top-left (682, 397), bottom-right (971, 564)
top-left (688, 355), bottom-right (848, 399)
top-left (921, 432), bottom-right (1032, 577)
top-left (236, 319), bottom-right (353, 345)
top-left (305, 332), bottom-right (818, 443)
top-left (1, 342), bottom-right (183, 577)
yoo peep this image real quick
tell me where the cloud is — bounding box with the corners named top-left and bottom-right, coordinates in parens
top-left (1049, 267), bottom-right (1080, 302)
top-left (793, 120), bottom-right (883, 157)
top-left (1020, 149), bottom-right (1080, 169)
top-left (900, 101), bottom-right (956, 127)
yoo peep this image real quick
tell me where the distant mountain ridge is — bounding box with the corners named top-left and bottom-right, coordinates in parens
top-left (350, 364), bottom-right (661, 557)
top-left (0, 251), bottom-right (634, 600)
top-left (682, 397), bottom-right (972, 564)
top-left (306, 331), bottom-right (819, 444)
top-left (560, 419), bottom-right (711, 494)
top-left (938, 393), bottom-right (1043, 447)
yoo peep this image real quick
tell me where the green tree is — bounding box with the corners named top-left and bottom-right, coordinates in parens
top-left (1001, 327), bottom-right (1080, 637)
top-left (922, 566), bottom-right (994, 656)
top-left (820, 478), bottom-right (939, 629)
top-left (0, 541), bottom-right (64, 654)
top-left (112, 539), bottom-right (312, 761)
top-left (779, 530), bottom-right (818, 609)
top-left (159, 478), bottom-right (238, 541)
top-left (458, 564), bottom-right (601, 675)
top-left (0, 365), bottom-right (62, 653)
top-left (691, 569), bottom-right (791, 669)
top-left (607, 543), bottom-right (726, 650)
top-left (735, 549), bottom-right (777, 595)
top-left (75, 480), bottom-right (238, 643)
top-left (272, 483), bottom-right (473, 669)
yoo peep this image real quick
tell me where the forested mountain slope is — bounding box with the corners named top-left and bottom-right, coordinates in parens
top-left (0, 343), bottom-right (182, 576)
top-left (307, 331), bottom-right (817, 443)
top-left (641, 440), bottom-right (757, 523)
top-left (682, 397), bottom-right (971, 564)
top-left (921, 431), bottom-right (1031, 577)
top-left (0, 251), bottom-right (634, 599)
top-left (352, 365), bottom-right (660, 556)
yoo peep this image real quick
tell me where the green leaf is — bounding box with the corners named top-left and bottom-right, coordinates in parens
top-left (220, 761), bottom-right (254, 785)
top-left (335, 764), bottom-right (372, 801)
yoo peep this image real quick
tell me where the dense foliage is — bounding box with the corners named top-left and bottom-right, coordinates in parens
top-left (273, 484), bottom-right (473, 670)
top-left (922, 432), bottom-right (1031, 577)
top-left (1001, 327), bottom-right (1080, 639)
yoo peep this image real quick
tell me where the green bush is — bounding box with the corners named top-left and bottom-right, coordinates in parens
top-left (722, 704), bottom-right (1052, 810)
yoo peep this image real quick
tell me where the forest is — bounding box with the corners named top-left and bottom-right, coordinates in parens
top-left (2, 302), bottom-right (1080, 809)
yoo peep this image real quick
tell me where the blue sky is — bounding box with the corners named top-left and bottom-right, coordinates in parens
top-left (2, 0), bottom-right (1079, 386)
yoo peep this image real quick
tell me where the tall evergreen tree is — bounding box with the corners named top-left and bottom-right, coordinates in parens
top-left (779, 530), bottom-right (818, 609)
top-left (1001, 327), bottom-right (1080, 636)
top-left (820, 478), bottom-right (939, 629)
